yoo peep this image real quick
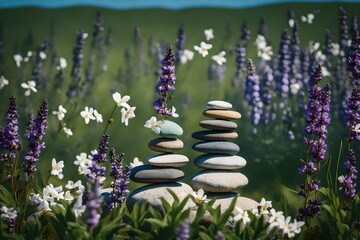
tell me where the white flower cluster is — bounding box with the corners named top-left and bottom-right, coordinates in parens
top-left (144, 116), bottom-right (164, 134)
top-left (255, 35), bottom-right (273, 61)
top-left (112, 92), bottom-right (136, 126)
top-left (52, 105), bottom-right (73, 137)
top-left (80, 106), bottom-right (103, 124)
top-left (234, 198), bottom-right (305, 239)
top-left (308, 41), bottom-right (332, 76)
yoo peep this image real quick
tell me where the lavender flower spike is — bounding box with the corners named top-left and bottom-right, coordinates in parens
top-left (175, 218), bottom-right (190, 240)
top-left (154, 46), bottom-right (177, 118)
top-left (23, 99), bottom-right (48, 178)
top-left (84, 180), bottom-right (103, 232)
top-left (347, 30), bottom-right (360, 86)
top-left (345, 87), bottom-right (360, 141)
top-left (339, 149), bottom-right (357, 201)
top-left (87, 133), bottom-right (109, 183)
top-left (0, 96), bottom-right (21, 162)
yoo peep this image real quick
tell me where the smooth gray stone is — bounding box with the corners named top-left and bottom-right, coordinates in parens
top-left (148, 153), bottom-right (189, 167)
top-left (207, 100), bottom-right (233, 110)
top-left (194, 154), bottom-right (246, 170)
top-left (192, 130), bottom-right (238, 141)
top-left (148, 137), bottom-right (184, 153)
top-left (192, 141), bottom-right (239, 154)
top-left (159, 120), bottom-right (183, 137)
top-left (126, 182), bottom-right (195, 213)
top-left (199, 119), bottom-right (237, 131)
top-left (130, 165), bottom-right (184, 183)
top-left (191, 170), bottom-right (248, 193)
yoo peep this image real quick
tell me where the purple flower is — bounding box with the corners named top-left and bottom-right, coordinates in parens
top-left (339, 149), bottom-right (357, 201)
top-left (0, 96), bottom-right (21, 162)
top-left (345, 88), bottom-right (360, 141)
top-left (347, 31), bottom-right (360, 85)
top-left (241, 23), bottom-right (251, 47)
top-left (108, 148), bottom-right (130, 210)
top-left (84, 180), bottom-right (103, 232)
top-left (175, 218), bottom-right (190, 240)
top-left (234, 42), bottom-right (246, 78)
top-left (22, 99), bottom-right (48, 178)
top-left (175, 25), bottom-right (186, 63)
top-left (154, 46), bottom-right (177, 118)
top-left (298, 198), bottom-right (322, 220)
top-left (276, 29), bottom-right (291, 99)
top-left (87, 133), bottom-right (109, 183)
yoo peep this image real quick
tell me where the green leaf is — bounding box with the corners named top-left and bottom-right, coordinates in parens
top-left (146, 218), bottom-right (168, 228)
top-left (0, 184), bottom-right (15, 207)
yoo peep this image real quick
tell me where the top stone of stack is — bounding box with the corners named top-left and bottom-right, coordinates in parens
top-left (206, 100), bottom-right (233, 110)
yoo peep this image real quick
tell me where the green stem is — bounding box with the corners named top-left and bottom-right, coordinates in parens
top-left (103, 104), bottom-right (118, 135)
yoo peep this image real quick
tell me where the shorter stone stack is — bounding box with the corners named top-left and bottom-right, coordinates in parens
top-left (127, 120), bottom-right (194, 212)
top-left (191, 100), bottom-right (257, 215)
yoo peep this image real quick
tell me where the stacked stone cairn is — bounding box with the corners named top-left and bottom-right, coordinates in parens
top-left (127, 120), bottom-right (194, 212)
top-left (191, 100), bottom-right (257, 215)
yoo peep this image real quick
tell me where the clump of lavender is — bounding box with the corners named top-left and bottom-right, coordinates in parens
top-left (339, 149), bottom-right (357, 201)
top-left (290, 21), bottom-right (301, 86)
top-left (276, 30), bottom-right (291, 99)
top-left (67, 29), bottom-right (86, 98)
top-left (84, 180), bottom-right (103, 232)
top-left (175, 25), bottom-right (186, 63)
top-left (339, 7), bottom-right (349, 57)
top-left (351, 16), bottom-right (358, 36)
top-left (241, 22), bottom-right (251, 48)
top-left (0, 96), bottom-right (21, 162)
top-left (323, 30), bottom-right (333, 57)
top-left (245, 59), bottom-right (263, 129)
top-left (347, 31), bottom-right (360, 85)
top-left (23, 99), bottom-right (48, 179)
top-left (87, 133), bottom-right (109, 183)
top-left (154, 46), bottom-right (177, 118)
top-left (107, 148), bottom-right (130, 210)
top-left (234, 42), bottom-right (246, 78)
top-left (175, 218), bottom-right (190, 240)
top-left (261, 65), bottom-right (275, 125)
top-left (298, 64), bottom-right (331, 223)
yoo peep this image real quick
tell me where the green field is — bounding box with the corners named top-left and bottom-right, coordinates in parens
top-left (0, 2), bottom-right (359, 208)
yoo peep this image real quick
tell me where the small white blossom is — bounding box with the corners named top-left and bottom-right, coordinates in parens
top-left (21, 80), bottom-right (37, 96)
top-left (112, 92), bottom-right (131, 108)
top-left (73, 196), bottom-right (86, 218)
top-left (130, 157), bottom-right (143, 168)
top-left (171, 106), bottom-right (179, 118)
top-left (52, 105), bottom-right (67, 121)
top-left (204, 28), bottom-right (214, 41)
top-left (27, 51), bottom-right (33, 57)
top-left (121, 106), bottom-right (136, 126)
top-left (39, 51), bottom-right (47, 60)
top-left (255, 35), bottom-right (267, 50)
top-left (64, 191), bottom-right (74, 202)
top-left (80, 106), bottom-right (96, 124)
top-left (268, 208), bottom-right (284, 229)
top-left (290, 83), bottom-right (301, 95)
top-left (0, 75), bottom-right (9, 90)
top-left (322, 66), bottom-right (331, 77)
top-left (190, 189), bottom-right (207, 204)
top-left (56, 57), bottom-right (67, 70)
top-left (301, 13), bottom-right (315, 24)
top-left (252, 198), bottom-right (272, 216)
top-left (65, 181), bottom-right (76, 189)
top-left (51, 158), bottom-right (64, 179)
top-left (194, 42), bottom-right (213, 57)
top-left (234, 207), bottom-right (251, 225)
top-left (338, 175), bottom-right (345, 183)
top-left (258, 46), bottom-right (273, 61)
top-left (331, 43), bottom-right (340, 56)
top-left (353, 123), bottom-right (360, 133)
top-left (180, 49), bottom-right (194, 64)
top-left (288, 19), bottom-right (295, 28)
top-left (211, 51), bottom-right (227, 65)
top-left (93, 109), bottom-right (103, 123)
top-left (82, 32), bottom-right (89, 39)
top-left (63, 127), bottom-right (73, 137)
top-left (14, 54), bottom-right (23, 67)
top-left (144, 116), bottom-right (163, 134)
top-left (74, 152), bottom-right (91, 167)
top-left (309, 41), bottom-right (320, 53)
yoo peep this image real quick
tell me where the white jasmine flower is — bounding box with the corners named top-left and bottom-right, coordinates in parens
top-left (93, 109), bottom-right (103, 123)
top-left (144, 116), bottom-right (163, 134)
top-left (63, 127), bottom-right (73, 137)
top-left (234, 207), bottom-right (251, 225)
top-left (315, 50), bottom-right (326, 61)
top-left (204, 28), bottom-right (214, 41)
top-left (171, 106), bottom-right (179, 118)
top-left (112, 92), bottom-right (130, 109)
top-left (82, 32), bottom-right (88, 39)
top-left (301, 13), bottom-right (315, 24)
top-left (338, 175), bottom-right (344, 183)
top-left (190, 188), bottom-right (207, 204)
top-left (194, 42), bottom-right (213, 57)
top-left (255, 35), bottom-right (267, 50)
top-left (0, 75), bottom-right (9, 90)
top-left (75, 180), bottom-right (85, 195)
top-left (65, 181), bottom-right (76, 189)
top-left (14, 54), bottom-right (23, 67)
top-left (268, 208), bottom-right (284, 229)
top-left (39, 51), bottom-right (47, 60)
top-left (252, 198), bottom-right (272, 216)
top-left (80, 106), bottom-right (96, 124)
top-left (180, 49), bottom-right (194, 64)
top-left (64, 191), bottom-right (74, 202)
top-left (331, 43), bottom-right (340, 56)
top-left (322, 66), bottom-right (331, 77)
top-left (258, 46), bottom-right (273, 61)
top-left (52, 105), bottom-right (67, 121)
top-left (56, 57), bottom-right (67, 70)
top-left (130, 157), bottom-right (143, 168)
top-left (278, 216), bottom-right (293, 238)
top-left (211, 51), bottom-right (227, 65)
top-left (73, 196), bottom-right (86, 218)
top-left (309, 41), bottom-right (320, 53)
top-left (74, 152), bottom-right (91, 166)
top-left (288, 19), bottom-right (295, 28)
top-left (290, 83), bottom-right (301, 95)
top-left (51, 158), bottom-right (64, 179)
top-left (78, 164), bottom-right (90, 175)
top-left (21, 80), bottom-right (37, 96)
top-left (27, 51), bottom-right (33, 57)
top-left (121, 106), bottom-right (136, 126)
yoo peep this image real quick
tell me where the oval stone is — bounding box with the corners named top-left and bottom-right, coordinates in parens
top-left (148, 137), bottom-right (184, 153)
top-left (159, 120), bottom-right (183, 137)
top-left (192, 130), bottom-right (238, 141)
top-left (191, 170), bottom-right (248, 192)
top-left (194, 154), bottom-right (246, 170)
top-left (130, 165), bottom-right (185, 183)
top-left (203, 110), bottom-right (241, 120)
top-left (207, 100), bottom-right (233, 110)
top-left (199, 120), bottom-right (237, 131)
top-left (192, 141), bottom-right (240, 154)
top-left (148, 154), bottom-right (189, 167)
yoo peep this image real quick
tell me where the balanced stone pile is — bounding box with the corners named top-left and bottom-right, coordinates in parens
top-left (127, 120), bottom-right (194, 212)
top-left (191, 100), bottom-right (257, 214)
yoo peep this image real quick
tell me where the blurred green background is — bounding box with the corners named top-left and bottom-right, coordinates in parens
top-left (0, 2), bottom-right (359, 209)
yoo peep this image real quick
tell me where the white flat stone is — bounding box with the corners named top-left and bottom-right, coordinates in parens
top-left (148, 153), bottom-right (189, 167)
top-left (207, 100), bottom-right (233, 110)
top-left (194, 154), bottom-right (247, 170)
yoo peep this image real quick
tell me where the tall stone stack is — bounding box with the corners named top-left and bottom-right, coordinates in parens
top-left (127, 120), bottom-right (195, 212)
top-left (191, 100), bottom-right (257, 214)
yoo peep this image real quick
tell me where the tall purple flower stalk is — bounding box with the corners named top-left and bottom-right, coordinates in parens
top-left (290, 21), bottom-right (301, 85)
top-left (339, 149), bottom-right (357, 201)
top-left (345, 88), bottom-right (360, 140)
top-left (154, 46), bottom-right (177, 118)
top-left (298, 64), bottom-right (331, 222)
top-left (0, 96), bottom-right (21, 162)
top-left (22, 99), bottom-right (48, 179)
top-left (245, 59), bottom-right (263, 128)
top-left (175, 218), bottom-right (190, 240)
top-left (84, 180), bottom-right (103, 232)
top-left (88, 133), bottom-right (109, 183)
top-left (260, 65), bottom-right (275, 125)
top-left (108, 148), bottom-right (130, 210)
top-left (347, 31), bottom-right (360, 86)
top-left (339, 7), bottom-right (349, 58)
top-left (31, 41), bottom-right (48, 87)
top-left (175, 25), bottom-right (186, 63)
top-left (234, 42), bottom-right (246, 78)
top-left (276, 29), bottom-right (291, 99)
top-left (351, 16), bottom-right (358, 36)
top-left (241, 23), bottom-right (251, 48)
